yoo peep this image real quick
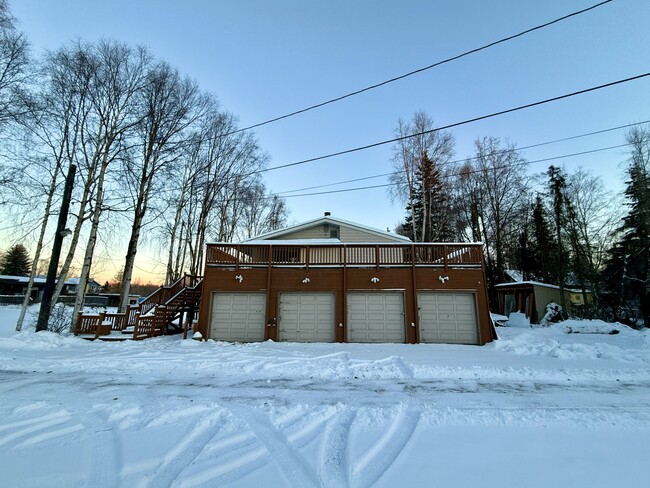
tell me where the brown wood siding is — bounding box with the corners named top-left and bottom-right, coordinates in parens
top-left (198, 264), bottom-right (493, 345)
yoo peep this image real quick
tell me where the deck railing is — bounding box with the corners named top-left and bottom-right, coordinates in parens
top-left (206, 243), bottom-right (484, 268)
top-left (74, 274), bottom-right (203, 340)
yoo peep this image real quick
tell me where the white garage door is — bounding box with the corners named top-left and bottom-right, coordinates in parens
top-left (210, 292), bottom-right (266, 342)
top-left (279, 293), bottom-right (335, 342)
top-left (417, 292), bottom-right (479, 344)
top-left (347, 292), bottom-right (405, 343)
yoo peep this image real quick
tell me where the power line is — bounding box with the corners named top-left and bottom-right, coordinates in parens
top-left (223, 0), bottom-right (614, 136)
top-left (254, 72), bottom-right (650, 175)
top-left (276, 119), bottom-right (650, 195)
top-left (277, 143), bottom-right (631, 199)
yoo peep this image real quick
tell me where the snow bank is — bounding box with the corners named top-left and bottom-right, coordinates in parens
top-left (494, 321), bottom-right (649, 363)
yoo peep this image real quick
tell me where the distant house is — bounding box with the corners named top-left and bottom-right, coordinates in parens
top-left (0, 275), bottom-right (103, 304)
top-left (495, 280), bottom-right (592, 324)
top-left (64, 278), bottom-right (102, 295)
top-left (197, 213), bottom-right (496, 345)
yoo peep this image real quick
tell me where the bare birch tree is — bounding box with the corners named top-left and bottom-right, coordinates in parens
top-left (0, 0), bottom-right (28, 129)
top-left (116, 62), bottom-right (206, 312)
top-left (163, 110), bottom-right (268, 278)
top-left (15, 45), bottom-right (95, 329)
top-left (233, 181), bottom-right (288, 241)
top-left (71, 41), bottom-right (150, 323)
top-left (452, 137), bottom-right (529, 303)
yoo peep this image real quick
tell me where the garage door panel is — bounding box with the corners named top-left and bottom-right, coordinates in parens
top-left (347, 292), bottom-right (405, 343)
top-left (418, 292), bottom-right (479, 345)
top-left (210, 293), bottom-right (266, 342)
top-left (279, 293), bottom-right (334, 342)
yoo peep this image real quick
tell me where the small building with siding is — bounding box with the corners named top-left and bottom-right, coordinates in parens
top-left (197, 214), bottom-right (496, 345)
top-left (495, 281), bottom-right (592, 324)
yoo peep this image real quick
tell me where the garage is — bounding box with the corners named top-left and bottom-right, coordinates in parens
top-left (417, 292), bottom-right (479, 344)
top-left (347, 292), bottom-right (405, 343)
top-left (278, 293), bottom-right (335, 342)
top-left (209, 292), bottom-right (266, 342)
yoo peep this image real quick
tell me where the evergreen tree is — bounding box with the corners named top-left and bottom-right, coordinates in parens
top-left (527, 195), bottom-right (555, 282)
top-left (602, 127), bottom-right (650, 324)
top-left (547, 166), bottom-right (569, 308)
top-left (0, 244), bottom-right (31, 276)
top-left (400, 152), bottom-right (455, 242)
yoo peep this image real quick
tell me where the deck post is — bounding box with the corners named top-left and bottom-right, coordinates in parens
top-left (341, 245), bottom-right (347, 343)
top-left (266, 244), bottom-right (273, 341)
top-left (411, 244), bottom-right (419, 344)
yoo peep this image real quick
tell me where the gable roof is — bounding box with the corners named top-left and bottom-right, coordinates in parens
top-left (242, 215), bottom-right (411, 243)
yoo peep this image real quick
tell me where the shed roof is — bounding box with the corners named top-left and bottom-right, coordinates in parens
top-left (495, 281), bottom-right (590, 293)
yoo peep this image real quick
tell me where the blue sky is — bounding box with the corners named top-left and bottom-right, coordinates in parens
top-left (9, 0), bottom-right (650, 272)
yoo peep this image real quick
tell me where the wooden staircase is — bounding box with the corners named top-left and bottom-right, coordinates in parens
top-left (74, 275), bottom-right (203, 341)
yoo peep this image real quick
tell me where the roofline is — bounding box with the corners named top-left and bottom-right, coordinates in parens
top-left (206, 241), bottom-right (484, 246)
top-left (241, 215), bottom-right (412, 243)
top-left (494, 281), bottom-right (590, 293)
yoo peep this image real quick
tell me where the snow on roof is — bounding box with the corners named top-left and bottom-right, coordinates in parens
top-left (0, 275), bottom-right (80, 285)
top-left (241, 215), bottom-right (412, 243)
top-left (495, 281), bottom-right (590, 293)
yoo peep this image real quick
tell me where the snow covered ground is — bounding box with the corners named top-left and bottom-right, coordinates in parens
top-left (1, 305), bottom-right (649, 487)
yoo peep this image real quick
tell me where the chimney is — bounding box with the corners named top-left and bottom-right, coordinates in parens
top-left (324, 211), bottom-right (331, 217)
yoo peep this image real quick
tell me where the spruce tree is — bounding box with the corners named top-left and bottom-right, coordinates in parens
top-left (0, 244), bottom-right (31, 276)
top-left (529, 195), bottom-right (555, 282)
top-left (602, 127), bottom-right (650, 325)
top-left (400, 152), bottom-right (454, 242)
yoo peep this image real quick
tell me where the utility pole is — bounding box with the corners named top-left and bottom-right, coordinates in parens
top-left (35, 164), bottom-right (76, 332)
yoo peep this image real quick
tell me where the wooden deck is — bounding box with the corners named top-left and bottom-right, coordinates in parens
top-left (74, 275), bottom-right (202, 341)
top-left (206, 243), bottom-right (484, 269)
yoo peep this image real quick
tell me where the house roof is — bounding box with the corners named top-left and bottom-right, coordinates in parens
top-left (504, 269), bottom-right (524, 282)
top-left (66, 277), bottom-right (101, 286)
top-left (0, 275), bottom-right (93, 285)
top-left (240, 215), bottom-right (411, 243)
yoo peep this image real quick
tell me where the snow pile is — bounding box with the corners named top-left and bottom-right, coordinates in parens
top-left (494, 324), bottom-right (649, 363)
top-left (555, 319), bottom-right (631, 335)
top-left (505, 311), bottom-right (530, 328)
top-left (0, 329), bottom-right (76, 350)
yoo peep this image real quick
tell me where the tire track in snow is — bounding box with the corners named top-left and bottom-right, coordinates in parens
top-left (0, 411), bottom-right (71, 448)
top-left (237, 406), bottom-right (320, 488)
top-left (350, 406), bottom-right (420, 488)
top-left (177, 409), bottom-right (324, 487)
top-left (146, 413), bottom-right (225, 488)
top-left (318, 408), bottom-right (356, 488)
top-left (0, 375), bottom-right (50, 394)
top-left (81, 411), bottom-right (120, 488)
